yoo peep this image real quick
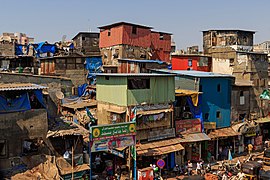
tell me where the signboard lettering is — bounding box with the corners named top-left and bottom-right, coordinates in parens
top-left (148, 128), bottom-right (175, 142)
top-left (175, 119), bottom-right (201, 134)
top-left (91, 122), bottom-right (136, 140)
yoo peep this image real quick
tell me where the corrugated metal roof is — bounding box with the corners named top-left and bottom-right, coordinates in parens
top-left (137, 137), bottom-right (184, 156)
top-left (178, 133), bottom-right (210, 142)
top-left (202, 29), bottom-right (256, 33)
top-left (0, 83), bottom-right (47, 91)
top-left (207, 127), bottom-right (240, 139)
top-left (95, 73), bottom-right (175, 77)
top-left (98, 21), bottom-right (153, 30)
top-left (118, 58), bottom-right (166, 64)
top-left (152, 69), bottom-right (234, 78)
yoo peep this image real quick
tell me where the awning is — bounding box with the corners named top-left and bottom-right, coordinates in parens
top-left (62, 100), bottom-right (97, 109)
top-left (255, 118), bottom-right (270, 124)
top-left (178, 133), bottom-right (210, 143)
top-left (137, 138), bottom-right (184, 156)
top-left (207, 127), bottom-right (240, 139)
top-left (107, 107), bottom-right (126, 114)
top-left (175, 89), bottom-right (202, 106)
top-left (137, 108), bottom-right (173, 115)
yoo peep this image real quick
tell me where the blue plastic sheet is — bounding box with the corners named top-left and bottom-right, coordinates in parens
top-left (0, 93), bottom-right (31, 113)
top-left (85, 57), bottom-right (102, 84)
top-left (78, 83), bottom-right (88, 97)
top-left (186, 95), bottom-right (204, 130)
top-left (33, 90), bottom-right (46, 108)
top-left (15, 44), bottom-right (24, 55)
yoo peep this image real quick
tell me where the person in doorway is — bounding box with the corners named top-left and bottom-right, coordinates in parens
top-left (95, 155), bottom-right (102, 173)
top-left (187, 160), bottom-right (193, 176)
top-left (248, 143), bottom-right (253, 155)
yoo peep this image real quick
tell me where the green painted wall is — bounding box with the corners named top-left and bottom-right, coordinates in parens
top-left (97, 76), bottom-right (175, 106)
top-left (96, 76), bottom-right (127, 106)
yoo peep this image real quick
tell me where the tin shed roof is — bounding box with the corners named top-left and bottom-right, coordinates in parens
top-left (0, 83), bottom-right (47, 91)
top-left (95, 73), bottom-right (175, 77)
top-left (152, 69), bottom-right (234, 78)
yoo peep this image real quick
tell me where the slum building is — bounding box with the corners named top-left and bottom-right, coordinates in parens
top-left (72, 32), bottom-right (100, 56)
top-left (0, 83), bottom-right (48, 172)
top-left (96, 73), bottom-right (184, 170)
top-left (202, 29), bottom-right (269, 121)
top-left (98, 22), bottom-right (172, 65)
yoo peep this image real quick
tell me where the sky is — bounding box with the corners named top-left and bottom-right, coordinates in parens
top-left (1, 0), bottom-right (270, 51)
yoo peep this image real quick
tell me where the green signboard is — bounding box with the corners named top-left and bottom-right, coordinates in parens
top-left (90, 122), bottom-right (136, 140)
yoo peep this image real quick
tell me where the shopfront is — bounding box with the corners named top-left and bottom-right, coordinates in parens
top-left (256, 118), bottom-right (270, 141)
top-left (175, 119), bottom-right (210, 162)
top-left (136, 138), bottom-right (184, 169)
top-left (207, 127), bottom-right (240, 161)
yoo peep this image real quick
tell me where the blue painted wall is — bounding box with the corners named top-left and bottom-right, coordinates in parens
top-left (200, 78), bottom-right (232, 128)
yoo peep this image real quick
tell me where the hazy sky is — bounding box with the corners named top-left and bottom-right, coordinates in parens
top-left (1, 0), bottom-right (269, 50)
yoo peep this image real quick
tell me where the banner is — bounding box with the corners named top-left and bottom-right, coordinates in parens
top-left (91, 122), bottom-right (136, 140)
top-left (91, 136), bottom-right (135, 152)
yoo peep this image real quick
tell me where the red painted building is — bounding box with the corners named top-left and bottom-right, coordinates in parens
top-left (171, 54), bottom-right (212, 72)
top-left (98, 22), bottom-right (172, 64)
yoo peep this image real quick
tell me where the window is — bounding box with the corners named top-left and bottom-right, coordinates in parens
top-left (105, 76), bottom-right (110, 80)
top-left (188, 59), bottom-right (192, 67)
top-left (132, 26), bottom-right (137, 34)
top-left (216, 111), bottom-right (221, 119)
top-left (128, 78), bottom-right (150, 89)
top-left (0, 140), bottom-right (7, 157)
top-left (217, 84), bottom-right (221, 92)
top-left (108, 29), bottom-right (111, 36)
top-left (199, 85), bottom-right (202, 92)
top-left (204, 113), bottom-right (209, 120)
top-left (82, 36), bottom-right (85, 41)
top-left (229, 58), bottom-right (234, 66)
top-left (240, 91), bottom-right (245, 105)
top-left (159, 34), bottom-right (164, 40)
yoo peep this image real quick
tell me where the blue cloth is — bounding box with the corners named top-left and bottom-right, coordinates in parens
top-left (33, 90), bottom-right (46, 108)
top-left (85, 57), bottom-right (102, 84)
top-left (78, 83), bottom-right (88, 97)
top-left (32, 42), bottom-right (56, 57)
top-left (186, 95), bottom-right (204, 131)
top-left (15, 44), bottom-right (24, 55)
top-left (0, 93), bottom-right (31, 113)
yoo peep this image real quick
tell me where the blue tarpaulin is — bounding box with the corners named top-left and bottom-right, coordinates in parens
top-left (33, 90), bottom-right (46, 108)
top-left (29, 42), bottom-right (56, 57)
top-left (85, 57), bottom-right (102, 84)
top-left (78, 83), bottom-right (88, 97)
top-left (15, 44), bottom-right (24, 55)
top-left (186, 95), bottom-right (204, 130)
top-left (0, 93), bottom-right (31, 113)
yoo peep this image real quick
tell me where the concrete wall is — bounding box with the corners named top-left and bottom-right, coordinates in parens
top-left (0, 42), bottom-right (15, 57)
top-left (231, 86), bottom-right (251, 123)
top-left (0, 72), bottom-right (74, 119)
top-left (0, 109), bottom-right (47, 169)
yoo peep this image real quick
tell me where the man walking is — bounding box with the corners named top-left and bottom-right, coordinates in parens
top-left (248, 143), bottom-right (253, 155)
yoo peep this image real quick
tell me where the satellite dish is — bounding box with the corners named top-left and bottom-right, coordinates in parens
top-left (55, 91), bottom-right (64, 100)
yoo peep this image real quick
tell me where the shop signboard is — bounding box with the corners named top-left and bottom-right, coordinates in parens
top-left (91, 135), bottom-right (135, 152)
top-left (90, 122), bottom-right (136, 140)
top-left (175, 119), bottom-right (202, 135)
top-left (148, 128), bottom-right (175, 141)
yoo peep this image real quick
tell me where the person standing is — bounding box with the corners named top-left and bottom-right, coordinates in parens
top-left (248, 143), bottom-right (253, 155)
top-left (187, 160), bottom-right (193, 176)
top-left (196, 161), bottom-right (202, 175)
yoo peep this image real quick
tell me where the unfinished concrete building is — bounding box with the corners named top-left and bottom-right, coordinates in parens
top-left (203, 29), bottom-right (254, 54)
top-left (202, 30), bottom-right (269, 122)
top-left (72, 32), bottom-right (100, 56)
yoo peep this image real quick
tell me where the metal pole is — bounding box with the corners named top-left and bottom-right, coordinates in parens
top-left (89, 126), bottom-right (92, 180)
top-left (133, 144), bottom-right (137, 180)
